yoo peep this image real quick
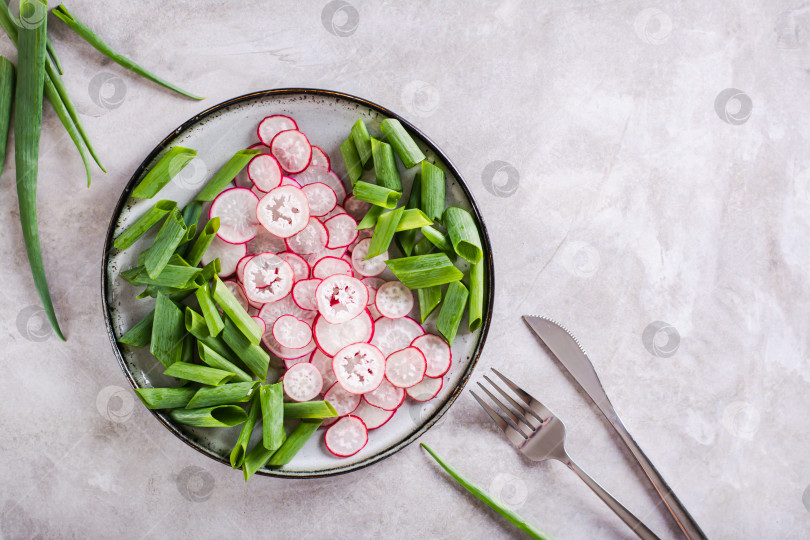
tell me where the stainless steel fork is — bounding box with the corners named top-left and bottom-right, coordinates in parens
top-left (472, 369), bottom-right (660, 540)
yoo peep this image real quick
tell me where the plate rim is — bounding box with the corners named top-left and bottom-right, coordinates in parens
top-left (100, 88), bottom-right (495, 478)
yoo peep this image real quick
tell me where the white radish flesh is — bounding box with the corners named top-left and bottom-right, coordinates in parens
top-left (247, 154), bottom-right (283, 192)
top-left (323, 382), bottom-right (361, 416)
top-left (273, 314), bottom-right (313, 349)
top-left (313, 310), bottom-right (374, 356)
top-left (406, 376), bottom-right (443, 402)
top-left (252, 316), bottom-right (267, 336)
top-left (363, 378), bottom-right (405, 411)
top-left (352, 401), bottom-right (395, 430)
top-left (201, 236), bottom-right (246, 278)
top-left (385, 347), bottom-right (427, 388)
top-left (247, 226), bottom-right (287, 255)
top-left (271, 129), bottom-right (312, 174)
top-left (310, 349), bottom-right (337, 390)
top-left (236, 255), bottom-right (254, 283)
top-left (312, 256), bottom-right (353, 279)
top-left (412, 333), bottom-right (452, 378)
top-left (277, 252), bottom-right (309, 281)
top-left (371, 317), bottom-right (424, 356)
top-left (374, 281), bottom-right (414, 319)
top-left (324, 416), bottom-right (368, 457)
top-left (242, 253), bottom-right (294, 304)
top-left (315, 275), bottom-right (369, 324)
top-left (286, 217), bottom-right (328, 255)
top-left (257, 185), bottom-right (310, 238)
top-left (209, 188), bottom-right (260, 244)
top-left (310, 146), bottom-right (330, 169)
top-left (332, 342), bottom-right (385, 395)
top-left (301, 182), bottom-right (337, 217)
top-left (257, 114), bottom-right (297, 147)
top-left (351, 237), bottom-right (387, 277)
top-left (223, 280), bottom-right (250, 314)
top-left (324, 213), bottom-right (359, 248)
top-left (343, 195), bottom-right (371, 222)
top-left (291, 166), bottom-right (346, 205)
top-left (283, 362), bottom-right (323, 402)
top-left (292, 278), bottom-right (321, 311)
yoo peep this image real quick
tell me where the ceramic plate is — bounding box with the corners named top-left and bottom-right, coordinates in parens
top-left (102, 89), bottom-right (494, 477)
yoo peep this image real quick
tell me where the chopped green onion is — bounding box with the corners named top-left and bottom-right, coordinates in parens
top-left (260, 383), bottom-right (285, 452)
top-left (179, 333), bottom-right (194, 364)
top-left (395, 209), bottom-right (432, 232)
top-left (352, 180), bottom-right (400, 209)
top-left (142, 208), bottom-right (188, 279)
top-left (437, 281), bottom-right (468, 345)
top-left (356, 204), bottom-right (385, 229)
top-left (150, 294), bottom-right (186, 366)
top-left (181, 200), bottom-right (203, 231)
top-left (395, 173), bottom-right (421, 256)
top-left (52, 5), bottom-right (204, 100)
top-left (113, 200), bottom-right (177, 250)
top-left (230, 392), bottom-right (261, 469)
top-left (198, 334), bottom-right (239, 365)
top-left (131, 146), bottom-right (197, 199)
top-left (370, 137), bottom-right (402, 191)
top-left (443, 207), bottom-right (483, 264)
top-left (469, 261), bottom-right (484, 332)
top-left (164, 361), bottom-right (235, 386)
top-left (267, 420), bottom-right (322, 468)
top-left (413, 236), bottom-right (434, 256)
top-left (283, 401), bottom-right (338, 419)
top-left (121, 264), bottom-right (200, 288)
top-left (0, 57), bottom-right (13, 179)
top-left (198, 342), bottom-right (252, 383)
top-left (198, 258), bottom-right (221, 283)
top-left (366, 207), bottom-right (404, 259)
top-left (212, 275), bottom-right (262, 345)
top-left (118, 310), bottom-right (154, 347)
top-left (195, 148), bottom-right (260, 201)
top-left (170, 405), bottom-right (247, 428)
top-left (350, 119), bottom-right (372, 168)
top-left (418, 286), bottom-right (441, 324)
top-left (134, 387), bottom-right (196, 409)
top-left (420, 161), bottom-right (446, 222)
top-left (386, 253), bottom-right (463, 289)
top-left (184, 307), bottom-right (210, 339)
top-left (186, 217), bottom-right (220, 267)
top-left (421, 225), bottom-right (454, 254)
top-left (45, 38), bottom-right (62, 74)
top-left (339, 137), bottom-right (362, 185)
top-left (186, 381), bottom-right (259, 409)
top-left (221, 317), bottom-right (269, 380)
top-left (195, 281), bottom-right (224, 337)
top-left (380, 118), bottom-right (425, 168)
top-left (420, 444), bottom-right (552, 540)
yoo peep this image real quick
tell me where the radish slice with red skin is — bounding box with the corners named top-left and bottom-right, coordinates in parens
top-left (236, 255), bottom-right (254, 283)
top-left (371, 316), bottom-right (425, 356)
top-left (320, 204), bottom-right (347, 221)
top-left (257, 115), bottom-right (298, 147)
top-left (347, 228), bottom-right (372, 253)
top-left (352, 401), bottom-right (395, 430)
top-left (310, 146), bottom-right (330, 169)
top-left (252, 316), bottom-right (267, 336)
top-left (292, 278), bottom-right (321, 311)
top-left (368, 305), bottom-right (382, 320)
top-left (251, 185), bottom-right (267, 199)
top-left (343, 195), bottom-right (371, 222)
top-left (291, 166), bottom-right (347, 205)
top-left (257, 185), bottom-right (310, 238)
top-left (325, 416), bottom-right (368, 457)
top-left (310, 348), bottom-right (338, 390)
top-left (283, 362), bottom-right (323, 402)
top-left (222, 280), bottom-right (250, 314)
top-left (313, 310), bottom-right (374, 356)
top-left (312, 256), bottom-right (353, 279)
top-left (363, 378), bottom-right (405, 411)
top-left (201, 236), bottom-right (246, 278)
top-left (209, 188), bottom-right (260, 244)
top-left (406, 376), bottom-right (443, 402)
top-left (361, 277), bottom-right (385, 292)
top-left (264, 330), bottom-right (317, 359)
top-left (375, 281), bottom-right (414, 319)
top-left (351, 237), bottom-right (388, 277)
top-left (301, 182), bottom-right (337, 217)
top-left (273, 314), bottom-right (313, 349)
top-left (315, 275), bottom-right (369, 324)
top-left (277, 252), bottom-right (309, 281)
top-left (323, 382), bottom-right (361, 416)
top-left (307, 245), bottom-right (347, 267)
top-left (271, 129), bottom-right (312, 174)
top-left (247, 226), bottom-right (287, 255)
top-left (286, 217), bottom-right (328, 255)
top-left (411, 333), bottom-right (452, 378)
top-left (258, 295), bottom-right (315, 329)
top-left (324, 213), bottom-right (359, 248)
top-left (242, 253), bottom-right (294, 304)
top-left (247, 154), bottom-right (283, 192)
top-left (284, 356), bottom-right (310, 369)
top-left (332, 342), bottom-right (386, 395)
top-left (385, 347), bottom-right (427, 388)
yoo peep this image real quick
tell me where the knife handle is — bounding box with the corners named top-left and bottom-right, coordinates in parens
top-left (609, 416), bottom-right (707, 540)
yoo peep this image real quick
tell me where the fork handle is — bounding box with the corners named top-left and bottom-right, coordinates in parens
top-left (564, 457), bottom-right (660, 540)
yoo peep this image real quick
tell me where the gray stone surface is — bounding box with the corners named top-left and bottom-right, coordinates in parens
top-left (0, 1), bottom-right (807, 538)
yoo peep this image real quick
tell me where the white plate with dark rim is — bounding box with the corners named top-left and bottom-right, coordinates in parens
top-left (101, 89), bottom-right (494, 478)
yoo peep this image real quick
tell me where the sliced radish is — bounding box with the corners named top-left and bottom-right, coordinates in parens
top-left (371, 317), bottom-right (425, 356)
top-left (323, 381), bottom-right (361, 416)
top-left (281, 176), bottom-right (302, 188)
top-left (265, 331), bottom-right (316, 359)
top-left (301, 182), bottom-right (337, 217)
top-left (321, 204), bottom-right (347, 221)
top-left (385, 347), bottom-right (426, 388)
top-left (313, 310), bottom-right (374, 356)
top-left (406, 376), bottom-right (443, 402)
top-left (257, 114), bottom-right (297, 147)
top-left (252, 316), bottom-right (267, 336)
top-left (307, 245), bottom-right (347, 267)
top-left (257, 185), bottom-right (310, 238)
top-left (223, 280), bottom-right (250, 313)
top-left (284, 355), bottom-right (310, 369)
top-left (286, 217), bottom-right (328, 255)
top-left (343, 195), bottom-right (371, 222)
top-left (291, 166), bottom-right (347, 205)
top-left (283, 362), bottom-right (323, 402)
top-left (247, 226), bottom-right (287, 255)
top-left (209, 187), bottom-right (260, 244)
top-left (412, 334), bottom-right (452, 378)
top-left (201, 236), bottom-right (246, 278)
top-left (271, 129), bottom-right (312, 174)
top-left (251, 185), bottom-right (267, 199)
top-left (375, 281), bottom-right (414, 319)
top-left (292, 278), bottom-right (321, 311)
top-left (311, 348), bottom-right (337, 390)
top-left (258, 295), bottom-right (315, 330)
top-left (351, 237), bottom-right (388, 277)
top-left (324, 416), bottom-right (368, 457)
top-left (332, 342), bottom-right (385, 395)
top-left (324, 213), bottom-right (358, 248)
top-left (312, 256), bottom-right (353, 279)
top-left (347, 228), bottom-right (373, 253)
top-left (352, 401), bottom-right (395, 430)
top-left (247, 154), bottom-right (283, 192)
top-left (368, 305), bottom-right (382, 320)
top-left (315, 275), bottom-right (369, 324)
top-left (277, 252), bottom-right (309, 281)
top-left (242, 253), bottom-right (294, 304)
top-left (363, 379), bottom-right (405, 411)
top-left (310, 146), bottom-right (330, 169)
top-left (273, 314), bottom-right (313, 349)
top-left (361, 277), bottom-right (385, 301)
top-left (236, 255), bottom-right (254, 283)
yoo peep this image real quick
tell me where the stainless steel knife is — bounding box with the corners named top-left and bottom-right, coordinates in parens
top-left (522, 315), bottom-right (707, 540)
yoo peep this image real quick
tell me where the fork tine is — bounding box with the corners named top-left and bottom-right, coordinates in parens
top-left (483, 374), bottom-right (542, 426)
top-left (472, 388), bottom-right (529, 439)
top-left (491, 368), bottom-right (553, 420)
top-left (477, 383), bottom-right (532, 436)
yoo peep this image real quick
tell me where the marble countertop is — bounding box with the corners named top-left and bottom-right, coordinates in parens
top-left (1, 1), bottom-right (807, 538)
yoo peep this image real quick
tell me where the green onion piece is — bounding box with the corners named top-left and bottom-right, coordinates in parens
top-left (366, 207), bottom-right (404, 259)
top-left (370, 137), bottom-right (402, 191)
top-left (221, 317), bottom-right (269, 380)
top-left (469, 261), bottom-right (484, 332)
top-left (198, 342), bottom-right (252, 383)
top-left (170, 405), bottom-right (247, 428)
top-left (199, 258), bottom-right (221, 283)
top-left (113, 200), bottom-right (176, 250)
top-left (386, 253), bottom-right (463, 289)
top-left (131, 146), bottom-right (197, 199)
top-left (121, 264), bottom-right (200, 288)
top-left (118, 310), bottom-right (154, 347)
top-left (213, 275), bottom-right (262, 345)
top-left (186, 381), bottom-right (259, 409)
top-left (283, 401), bottom-right (338, 419)
top-left (186, 217), bottom-right (220, 267)
top-left (164, 362), bottom-right (235, 386)
top-left (437, 281), bottom-right (468, 345)
top-left (420, 444), bottom-right (552, 540)
top-left (352, 180), bottom-right (401, 209)
top-left (230, 392), bottom-right (261, 468)
top-left (413, 235), bottom-right (434, 256)
top-left (242, 440), bottom-right (272, 481)
top-left (198, 334), bottom-right (238, 365)
top-left (179, 333), bottom-right (194, 364)
top-left (356, 204), bottom-right (385, 229)
top-left (268, 420), bottom-right (322, 468)
top-left (0, 57), bottom-right (14, 178)
top-left (443, 207), bottom-right (483, 264)
top-left (380, 118), bottom-right (425, 168)
top-left (150, 294), bottom-right (185, 367)
top-left (421, 225), bottom-right (455, 259)
top-left (395, 173), bottom-right (421, 256)
top-left (260, 383), bottom-right (285, 452)
top-left (350, 119), bottom-right (372, 168)
top-left (339, 137), bottom-right (362, 185)
top-left (134, 387), bottom-right (196, 409)
top-left (395, 209), bottom-right (432, 232)
top-left (195, 148), bottom-right (260, 201)
top-left (143, 208), bottom-right (188, 279)
top-left (45, 38), bottom-right (62, 74)
top-left (195, 281), bottom-right (224, 337)
top-left (420, 161), bottom-right (446, 223)
top-left (418, 286), bottom-right (441, 324)
top-left (51, 5), bottom-right (204, 100)
top-left (184, 307), bottom-right (209, 339)
top-left (181, 200), bottom-right (203, 231)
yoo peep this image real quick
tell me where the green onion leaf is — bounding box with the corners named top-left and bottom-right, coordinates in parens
top-left (186, 217), bottom-right (220, 267)
top-left (45, 38), bottom-right (62, 74)
top-left (395, 209), bottom-right (432, 232)
top-left (395, 173), bottom-right (421, 256)
top-left (421, 225), bottom-right (454, 255)
top-left (350, 119), bottom-right (372, 168)
top-left (213, 276), bottom-right (262, 345)
top-left (386, 253), bottom-right (463, 289)
top-left (131, 146), bottom-right (197, 199)
top-left (420, 161), bottom-right (446, 223)
top-left (469, 261), bottom-right (484, 332)
top-left (198, 342), bottom-right (252, 383)
top-left (195, 281), bottom-right (225, 337)
top-left (380, 118), bottom-right (425, 168)
top-left (370, 137), bottom-right (402, 191)
top-left (164, 361), bottom-right (235, 386)
top-left (366, 207), bottom-right (404, 259)
top-left (356, 204), bottom-right (385, 229)
top-left (195, 148), bottom-right (260, 201)
top-left (170, 405), bottom-right (247, 428)
top-left (260, 382), bottom-right (285, 452)
top-left (186, 381), bottom-right (259, 409)
top-left (352, 180), bottom-right (401, 209)
top-left (134, 387), bottom-right (196, 409)
top-left (113, 200), bottom-right (177, 250)
top-left (117, 310), bottom-right (154, 347)
top-left (283, 401), bottom-right (338, 419)
top-left (418, 286), bottom-right (441, 324)
top-left (150, 294), bottom-right (185, 366)
top-left (437, 281), bottom-right (468, 345)
top-left (443, 207), bottom-right (483, 264)
top-left (230, 392), bottom-right (261, 469)
top-left (267, 420), bottom-right (322, 468)
top-left (121, 264), bottom-right (200, 288)
top-left (339, 137), bottom-right (362, 185)
top-left (0, 57), bottom-right (14, 179)
top-left (221, 317), bottom-right (269, 380)
top-left (142, 207), bottom-right (188, 279)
